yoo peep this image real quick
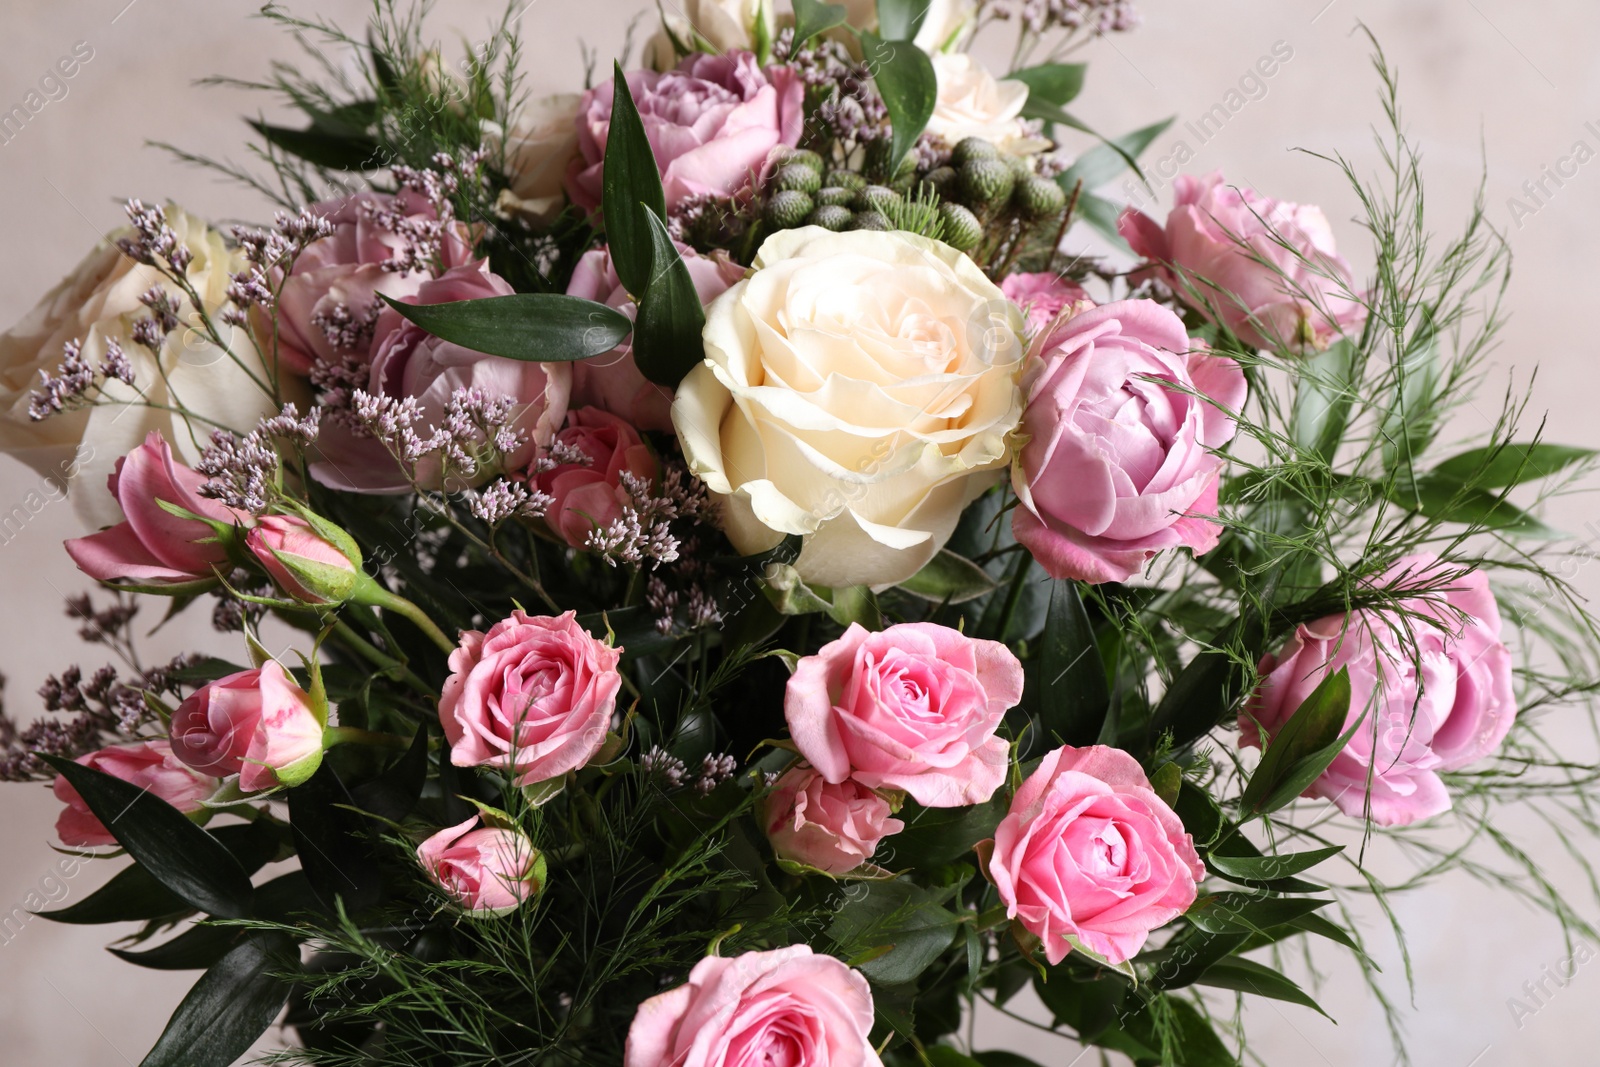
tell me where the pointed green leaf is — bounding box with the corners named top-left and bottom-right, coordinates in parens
top-left (897, 549), bottom-right (998, 604)
top-left (1037, 579), bottom-right (1112, 747)
top-left (35, 862), bottom-right (189, 925)
top-left (1196, 955), bottom-right (1332, 1018)
top-left (247, 120), bottom-right (380, 172)
top-left (1431, 442), bottom-right (1595, 488)
top-left (139, 931), bottom-right (295, 1067)
top-left (1185, 893), bottom-right (1334, 936)
top-left (111, 922), bottom-right (239, 971)
top-left (378, 292), bottom-right (631, 363)
top-left (1053, 117), bottom-right (1172, 193)
top-left (1382, 474), bottom-right (1561, 539)
top-left (793, 0), bottom-right (849, 46)
top-left (632, 207), bottom-right (708, 387)
top-left (602, 62), bottom-right (668, 296)
top-left (875, 0), bottom-right (932, 40)
top-left (1008, 62), bottom-right (1087, 108)
top-left (862, 34), bottom-right (937, 174)
top-left (1238, 666), bottom-right (1351, 817)
top-left (1207, 845), bottom-right (1343, 882)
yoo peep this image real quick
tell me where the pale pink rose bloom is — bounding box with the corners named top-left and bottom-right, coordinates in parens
top-left (988, 745), bottom-right (1204, 965)
top-left (565, 244), bottom-right (745, 432)
top-left (246, 514), bottom-right (356, 604)
top-left (1119, 171), bottom-right (1366, 351)
top-left (1242, 554), bottom-right (1517, 827)
top-left (64, 431), bottom-right (241, 584)
top-left (1011, 300), bottom-right (1247, 585)
top-left (565, 52), bottom-right (804, 213)
top-left (439, 610), bottom-right (623, 787)
top-left (529, 407), bottom-right (661, 548)
top-left (310, 263), bottom-right (570, 493)
top-left (416, 814), bottom-right (543, 916)
top-left (53, 741), bottom-right (216, 847)
top-left (168, 661), bottom-right (324, 792)
top-left (785, 622), bottom-right (1024, 808)
top-left (624, 945), bottom-right (882, 1067)
top-left (761, 766), bottom-right (904, 875)
top-left (1000, 271), bottom-right (1090, 336)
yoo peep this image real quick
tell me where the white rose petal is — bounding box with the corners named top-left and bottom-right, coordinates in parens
top-left (928, 52), bottom-right (1051, 156)
top-left (490, 94), bottom-right (584, 224)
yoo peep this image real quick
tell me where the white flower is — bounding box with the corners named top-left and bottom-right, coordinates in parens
top-left (647, 0), bottom-right (776, 68)
top-left (488, 94), bottom-right (584, 224)
top-left (672, 227), bottom-right (1025, 589)
top-left (927, 52), bottom-right (1051, 155)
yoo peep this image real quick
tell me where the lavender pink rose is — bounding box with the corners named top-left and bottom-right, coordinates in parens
top-left (416, 814), bottom-right (545, 916)
top-left (761, 766), bottom-right (904, 875)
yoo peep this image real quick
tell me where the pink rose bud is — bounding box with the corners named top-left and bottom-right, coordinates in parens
top-left (761, 766), bottom-right (904, 875)
top-left (987, 745), bottom-right (1204, 965)
top-left (624, 946), bottom-right (882, 1067)
top-left (53, 741), bottom-right (217, 847)
top-left (1000, 271), bottom-right (1091, 336)
top-left (1119, 171), bottom-right (1367, 351)
top-left (416, 814), bottom-right (546, 916)
top-left (247, 513), bottom-right (360, 604)
top-left (64, 431), bottom-right (242, 586)
top-left (785, 622), bottom-right (1024, 808)
top-left (439, 610), bottom-right (623, 787)
top-left (1011, 300), bottom-right (1247, 584)
top-left (1243, 554), bottom-right (1517, 827)
top-left (530, 407), bottom-right (661, 548)
top-left (169, 661), bottom-right (325, 792)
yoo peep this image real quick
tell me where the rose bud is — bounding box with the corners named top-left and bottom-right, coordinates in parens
top-left (247, 513), bottom-right (361, 605)
top-left (416, 815), bottom-right (546, 917)
top-left (760, 766), bottom-right (903, 876)
top-left (169, 661), bottom-right (325, 791)
top-left (53, 741), bottom-right (217, 847)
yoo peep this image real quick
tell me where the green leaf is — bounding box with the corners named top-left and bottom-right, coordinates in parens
top-left (889, 794), bottom-right (1007, 868)
top-left (1127, 996), bottom-right (1239, 1067)
top-left (139, 932), bottom-right (296, 1067)
top-left (1069, 190), bottom-right (1131, 251)
top-left (247, 120), bottom-right (380, 171)
top-left (287, 761), bottom-right (387, 916)
top-left (601, 62), bottom-right (668, 296)
top-left (1207, 845), bottom-right (1343, 883)
top-left (1238, 666), bottom-right (1351, 816)
top-left (1196, 956), bottom-right (1332, 1018)
top-left (632, 208), bottom-right (708, 387)
top-left (35, 862), bottom-right (189, 925)
top-left (1185, 893), bottom-right (1334, 936)
top-left (974, 1054), bottom-right (1051, 1067)
top-left (1149, 762), bottom-right (1182, 808)
top-left (378, 293), bottom-right (632, 363)
top-left (897, 549), bottom-right (998, 604)
top-left (1053, 118), bottom-right (1173, 193)
top-left (862, 34), bottom-right (937, 175)
top-left (1292, 339), bottom-right (1356, 461)
top-left (793, 0), bottom-right (848, 46)
top-left (1432, 442), bottom-right (1595, 488)
top-left (926, 1049), bottom-right (984, 1067)
top-left (1026, 104), bottom-right (1142, 177)
top-left (111, 922), bottom-right (239, 971)
top-left (828, 880), bottom-right (961, 984)
top-left (1381, 474), bottom-right (1561, 539)
top-left (1007, 62), bottom-right (1086, 108)
top-left (1036, 579), bottom-right (1111, 747)
top-left (43, 755), bottom-right (253, 920)
top-left (875, 0), bottom-right (931, 40)
top-left (1147, 609), bottom-right (1268, 753)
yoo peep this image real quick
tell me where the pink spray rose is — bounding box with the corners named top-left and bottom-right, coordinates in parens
top-left (785, 622), bottom-right (1024, 808)
top-left (53, 741), bottom-right (216, 847)
top-left (169, 661), bottom-right (324, 792)
top-left (64, 431), bottom-right (241, 585)
top-left (1000, 271), bottom-right (1090, 336)
top-left (310, 263), bottom-right (570, 493)
top-left (1011, 300), bottom-right (1246, 585)
top-left (564, 244), bottom-right (745, 431)
top-left (529, 407), bottom-right (660, 548)
top-left (1119, 172), bottom-right (1366, 351)
top-left (246, 514), bottom-right (358, 604)
top-left (624, 945), bottom-right (882, 1067)
top-left (566, 52), bottom-right (804, 214)
top-left (1242, 555), bottom-right (1517, 827)
top-left (439, 610), bottom-right (623, 787)
top-left (261, 189), bottom-right (475, 376)
top-left (987, 745), bottom-right (1203, 965)
top-left (416, 814), bottom-right (546, 916)
top-left (761, 766), bottom-right (905, 876)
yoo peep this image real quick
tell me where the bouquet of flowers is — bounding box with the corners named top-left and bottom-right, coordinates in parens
top-left (5, 2), bottom-right (1598, 1064)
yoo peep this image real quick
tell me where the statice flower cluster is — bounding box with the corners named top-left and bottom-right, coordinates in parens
top-left (984, 0), bottom-right (1141, 35)
top-left (638, 747), bottom-right (738, 794)
top-left (375, 148), bottom-right (487, 275)
top-left (27, 337), bottom-right (136, 421)
top-left (463, 478), bottom-right (553, 525)
top-left (790, 39), bottom-right (888, 149)
top-left (585, 465), bottom-right (714, 570)
top-left (352, 386), bottom-right (524, 483)
top-left (197, 403), bottom-right (321, 513)
top-left (117, 199), bottom-right (193, 273)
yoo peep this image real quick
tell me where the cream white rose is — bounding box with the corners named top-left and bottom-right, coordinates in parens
top-left (489, 94), bottom-right (583, 224)
top-left (647, 0), bottom-right (776, 68)
top-left (837, 0), bottom-right (975, 51)
top-left (0, 205), bottom-right (292, 529)
top-left (928, 53), bottom-right (1050, 155)
top-left (672, 227), bottom-right (1025, 589)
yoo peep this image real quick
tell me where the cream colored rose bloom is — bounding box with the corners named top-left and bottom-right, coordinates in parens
top-left (837, 0), bottom-right (975, 52)
top-left (0, 206), bottom-right (291, 529)
top-left (489, 94), bottom-right (583, 224)
top-left (673, 227), bottom-right (1025, 589)
top-left (928, 53), bottom-right (1050, 155)
top-left (647, 0), bottom-right (776, 68)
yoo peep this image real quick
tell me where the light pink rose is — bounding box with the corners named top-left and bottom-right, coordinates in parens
top-left (564, 244), bottom-right (745, 432)
top-left (529, 407), bottom-right (660, 548)
top-left (439, 609), bottom-right (623, 787)
top-left (53, 741), bottom-right (216, 847)
top-left (761, 766), bottom-right (905, 875)
top-left (1119, 171), bottom-right (1366, 351)
top-left (246, 514), bottom-right (357, 604)
top-left (1242, 554), bottom-right (1517, 827)
top-left (624, 945), bottom-right (882, 1067)
top-left (310, 263), bottom-right (570, 493)
top-left (785, 622), bottom-right (1024, 807)
top-left (261, 189), bottom-right (475, 376)
top-left (1000, 271), bottom-right (1090, 336)
top-left (168, 661), bottom-right (324, 792)
top-left (566, 52), bottom-right (804, 214)
top-left (988, 745), bottom-right (1203, 965)
top-left (1011, 300), bottom-right (1246, 585)
top-left (64, 431), bottom-right (242, 585)
top-left (416, 814), bottom-right (545, 916)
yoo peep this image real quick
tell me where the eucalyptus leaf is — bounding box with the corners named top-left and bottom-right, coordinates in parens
top-left (379, 293), bottom-right (631, 362)
top-left (601, 62), bottom-right (668, 296)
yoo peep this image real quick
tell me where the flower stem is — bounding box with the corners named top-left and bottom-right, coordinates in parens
top-left (353, 574), bottom-right (457, 655)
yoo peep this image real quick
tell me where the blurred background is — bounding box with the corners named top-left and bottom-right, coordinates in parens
top-left (1, 0), bottom-right (1597, 1062)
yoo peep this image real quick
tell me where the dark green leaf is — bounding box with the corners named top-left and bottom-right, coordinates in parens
top-left (248, 120), bottom-right (381, 172)
top-left (1007, 62), bottom-right (1086, 108)
top-left (1185, 893), bottom-right (1334, 936)
top-left (1207, 846), bottom-right (1343, 882)
top-left (1432, 442), bottom-right (1595, 488)
top-left (632, 208), bottom-right (708, 387)
top-left (139, 932), bottom-right (296, 1067)
top-left (1037, 580), bottom-right (1111, 747)
top-left (974, 1054), bottom-right (1051, 1067)
top-left (793, 0), bottom-right (849, 46)
top-left (1196, 956), bottom-right (1331, 1018)
top-left (898, 550), bottom-right (998, 604)
top-left (169, 657), bottom-right (250, 685)
top-left (1126, 996), bottom-right (1239, 1066)
top-left (111, 922), bottom-right (238, 971)
top-left (1146, 929), bottom-right (1251, 991)
top-left (1147, 610), bottom-right (1268, 753)
top-left (1053, 118), bottom-right (1172, 193)
top-left (1238, 666), bottom-right (1351, 816)
top-left (926, 1049), bottom-right (984, 1067)
top-left (348, 724), bottom-right (430, 824)
top-left (863, 35), bottom-right (937, 175)
top-left (828, 880), bottom-right (961, 984)
top-left (875, 0), bottom-right (931, 40)
top-left (287, 762), bottom-right (387, 916)
top-left (378, 293), bottom-right (632, 363)
top-left (889, 794), bottom-right (1007, 868)
top-left (35, 862), bottom-right (188, 925)
top-left (1382, 474), bottom-right (1560, 539)
top-left (602, 62), bottom-right (668, 296)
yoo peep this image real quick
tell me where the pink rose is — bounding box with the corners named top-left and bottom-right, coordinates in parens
top-left (1001, 271), bottom-right (1090, 336)
top-left (246, 514), bottom-right (357, 604)
top-left (564, 244), bottom-right (745, 431)
top-left (566, 52), bottom-right (804, 213)
top-left (262, 189), bottom-right (475, 376)
top-left (1119, 172), bottom-right (1366, 351)
top-left (761, 766), bottom-right (904, 875)
top-left (169, 661), bottom-right (324, 792)
top-left (310, 263), bottom-right (570, 493)
top-left (624, 946), bottom-right (882, 1067)
top-left (439, 609), bottom-right (623, 787)
top-left (64, 431), bottom-right (241, 585)
top-left (529, 407), bottom-right (660, 547)
top-left (1242, 554), bottom-right (1517, 827)
top-left (53, 741), bottom-right (216, 847)
top-left (988, 745), bottom-right (1203, 965)
top-left (785, 622), bottom-right (1024, 807)
top-left (1011, 300), bottom-right (1246, 584)
top-left (416, 814), bottom-right (545, 916)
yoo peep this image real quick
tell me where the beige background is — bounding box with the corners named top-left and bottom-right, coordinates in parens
top-left (1, 0), bottom-right (1598, 1063)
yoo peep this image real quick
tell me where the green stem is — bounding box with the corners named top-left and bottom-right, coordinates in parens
top-left (353, 575), bottom-right (457, 655)
top-left (330, 619), bottom-right (435, 697)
